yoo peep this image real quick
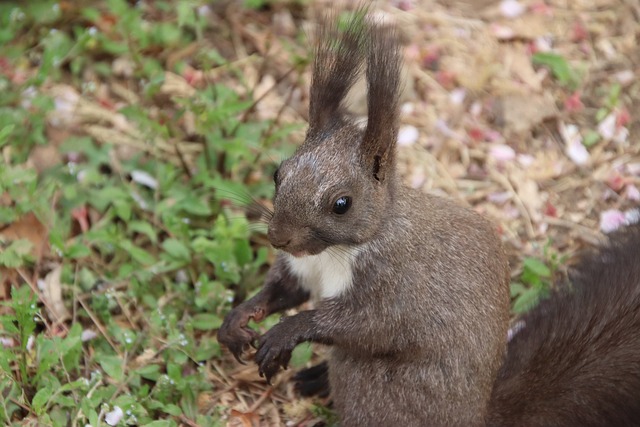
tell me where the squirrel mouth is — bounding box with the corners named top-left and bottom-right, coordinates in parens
top-left (290, 250), bottom-right (310, 258)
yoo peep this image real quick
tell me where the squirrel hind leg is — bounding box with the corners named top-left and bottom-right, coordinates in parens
top-left (293, 361), bottom-right (331, 398)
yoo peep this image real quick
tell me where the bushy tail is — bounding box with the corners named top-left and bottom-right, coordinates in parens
top-left (489, 218), bottom-right (640, 426)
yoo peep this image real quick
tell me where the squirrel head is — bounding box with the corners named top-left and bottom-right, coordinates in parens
top-left (267, 11), bottom-right (402, 257)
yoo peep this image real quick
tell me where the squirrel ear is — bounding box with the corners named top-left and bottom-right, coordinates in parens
top-left (308, 10), bottom-right (368, 137)
top-left (360, 23), bottom-right (402, 182)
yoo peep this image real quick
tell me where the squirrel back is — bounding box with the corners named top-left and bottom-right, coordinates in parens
top-left (489, 218), bottom-right (640, 426)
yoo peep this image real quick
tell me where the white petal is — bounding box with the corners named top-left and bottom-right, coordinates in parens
top-left (397, 125), bottom-right (419, 146)
top-left (560, 123), bottom-right (589, 165)
top-left (597, 113), bottom-right (616, 140)
top-left (449, 88), bottom-right (466, 105)
top-left (0, 338), bottom-right (15, 348)
top-left (490, 144), bottom-right (516, 162)
top-left (105, 406), bottom-right (123, 426)
top-left (600, 209), bottom-right (626, 233)
top-left (566, 138), bottom-right (589, 165)
top-left (517, 154), bottom-right (534, 167)
top-left (614, 70), bottom-right (635, 85)
top-left (491, 24), bottom-right (515, 40)
top-left (81, 329), bottom-right (98, 342)
top-left (627, 163), bottom-right (640, 176)
top-left (130, 170), bottom-right (158, 189)
top-left (500, 0), bottom-right (526, 18)
top-left (613, 126), bottom-right (629, 145)
top-left (625, 209), bottom-right (640, 225)
top-left (26, 335), bottom-right (35, 351)
top-left (626, 185), bottom-right (640, 201)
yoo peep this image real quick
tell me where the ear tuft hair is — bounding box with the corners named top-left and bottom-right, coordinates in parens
top-left (361, 21), bottom-right (402, 182)
top-left (308, 9), bottom-right (369, 135)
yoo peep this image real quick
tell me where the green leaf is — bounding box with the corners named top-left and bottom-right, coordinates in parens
top-left (162, 238), bottom-right (191, 262)
top-left (513, 287), bottom-right (543, 314)
top-left (0, 239), bottom-right (33, 267)
top-left (509, 282), bottom-right (526, 298)
top-left (141, 421), bottom-right (173, 427)
top-left (532, 52), bottom-right (578, 88)
top-left (129, 220), bottom-right (158, 244)
top-left (583, 130), bottom-right (600, 147)
top-left (136, 364), bottom-right (161, 381)
top-left (65, 242), bottom-right (92, 259)
top-left (99, 355), bottom-right (124, 382)
top-left (523, 258), bottom-right (551, 278)
top-left (120, 240), bottom-right (156, 265)
top-left (290, 343), bottom-right (313, 368)
top-left (194, 338), bottom-right (220, 361)
top-left (0, 124), bottom-right (15, 147)
top-left (163, 403), bottom-right (183, 416)
top-left (31, 387), bottom-right (52, 414)
top-left (190, 313), bottom-right (222, 331)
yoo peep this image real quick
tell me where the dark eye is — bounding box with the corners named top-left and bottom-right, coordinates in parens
top-left (332, 196), bottom-right (352, 215)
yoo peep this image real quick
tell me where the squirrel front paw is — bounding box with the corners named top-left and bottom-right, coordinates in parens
top-left (255, 318), bottom-right (299, 384)
top-left (217, 304), bottom-right (263, 363)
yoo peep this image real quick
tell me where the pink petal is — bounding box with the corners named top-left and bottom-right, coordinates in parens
top-left (490, 144), bottom-right (516, 163)
top-left (500, 0), bottom-right (526, 18)
top-left (600, 209), bottom-right (626, 233)
top-left (398, 125), bottom-right (419, 146)
top-left (625, 184), bottom-right (640, 201)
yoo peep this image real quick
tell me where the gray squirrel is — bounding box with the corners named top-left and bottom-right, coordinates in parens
top-left (217, 9), bottom-right (640, 426)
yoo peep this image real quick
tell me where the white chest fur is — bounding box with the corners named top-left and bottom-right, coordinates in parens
top-left (286, 245), bottom-right (360, 300)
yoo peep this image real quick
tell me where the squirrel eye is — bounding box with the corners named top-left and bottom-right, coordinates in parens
top-left (332, 196), bottom-right (352, 215)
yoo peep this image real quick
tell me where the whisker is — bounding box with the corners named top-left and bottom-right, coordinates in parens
top-left (212, 187), bottom-right (274, 222)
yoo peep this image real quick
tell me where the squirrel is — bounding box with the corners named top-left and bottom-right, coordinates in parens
top-left (216, 9), bottom-right (640, 426)
top-left (291, 214), bottom-right (640, 426)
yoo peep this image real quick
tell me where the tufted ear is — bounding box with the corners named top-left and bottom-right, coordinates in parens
top-left (307, 10), bottom-right (369, 138)
top-left (360, 23), bottom-right (402, 183)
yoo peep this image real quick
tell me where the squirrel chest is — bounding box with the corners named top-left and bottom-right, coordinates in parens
top-left (286, 246), bottom-right (361, 301)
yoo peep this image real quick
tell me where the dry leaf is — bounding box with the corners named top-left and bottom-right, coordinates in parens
top-left (40, 265), bottom-right (71, 323)
top-left (0, 212), bottom-right (48, 259)
top-left (497, 92), bottom-right (558, 133)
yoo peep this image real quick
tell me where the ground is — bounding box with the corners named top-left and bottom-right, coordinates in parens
top-left (0, 0), bottom-right (638, 426)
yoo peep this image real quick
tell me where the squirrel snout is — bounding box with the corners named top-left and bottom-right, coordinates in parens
top-left (267, 228), bottom-right (292, 249)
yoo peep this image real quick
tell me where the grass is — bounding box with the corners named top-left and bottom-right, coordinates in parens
top-left (0, 1), bottom-right (304, 425)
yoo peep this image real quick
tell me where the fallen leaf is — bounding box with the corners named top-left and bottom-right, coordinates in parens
top-left (497, 93), bottom-right (558, 133)
top-left (0, 212), bottom-right (48, 259)
top-left (40, 266), bottom-right (71, 323)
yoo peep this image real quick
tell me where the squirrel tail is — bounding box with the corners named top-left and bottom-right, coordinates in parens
top-left (489, 214), bottom-right (640, 426)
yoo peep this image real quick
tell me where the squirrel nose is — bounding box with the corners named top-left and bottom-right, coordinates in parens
top-left (267, 228), bottom-right (292, 249)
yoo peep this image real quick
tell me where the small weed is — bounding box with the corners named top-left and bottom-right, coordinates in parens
top-left (510, 243), bottom-right (567, 314)
top-left (532, 52), bottom-right (581, 90)
top-left (0, 0), bottom-right (304, 425)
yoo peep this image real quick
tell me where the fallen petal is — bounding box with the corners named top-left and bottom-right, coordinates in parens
top-left (560, 123), bottom-right (589, 165)
top-left (500, 0), bottom-right (526, 18)
top-left (597, 113), bottom-right (616, 140)
top-left (490, 144), bottom-right (516, 163)
top-left (130, 170), bottom-right (158, 189)
top-left (600, 209), bottom-right (626, 233)
top-left (449, 88), bottom-right (466, 105)
top-left (397, 125), bottom-right (419, 146)
top-left (81, 330), bottom-right (99, 342)
top-left (625, 185), bottom-right (640, 201)
top-left (105, 406), bottom-right (123, 426)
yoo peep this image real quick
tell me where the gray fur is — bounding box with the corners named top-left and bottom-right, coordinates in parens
top-left (220, 10), bottom-right (510, 426)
